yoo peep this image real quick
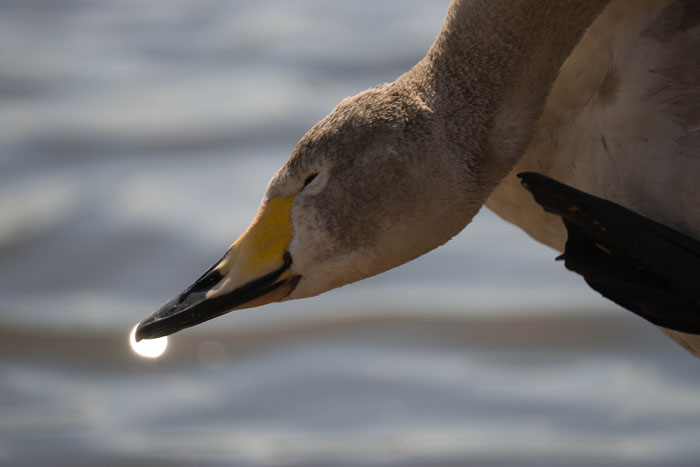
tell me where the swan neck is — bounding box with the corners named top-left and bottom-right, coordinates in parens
top-left (410, 0), bottom-right (612, 188)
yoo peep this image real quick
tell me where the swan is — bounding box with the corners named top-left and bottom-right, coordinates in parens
top-left (136, 0), bottom-right (700, 356)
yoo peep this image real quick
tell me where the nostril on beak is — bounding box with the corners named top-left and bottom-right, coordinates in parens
top-left (177, 266), bottom-right (225, 304)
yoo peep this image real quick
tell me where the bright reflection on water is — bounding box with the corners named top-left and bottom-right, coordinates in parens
top-left (129, 324), bottom-right (168, 358)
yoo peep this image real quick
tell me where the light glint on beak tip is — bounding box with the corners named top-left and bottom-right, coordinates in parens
top-left (130, 324), bottom-right (168, 358)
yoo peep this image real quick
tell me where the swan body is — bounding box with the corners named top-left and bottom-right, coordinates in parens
top-left (137, 0), bottom-right (700, 357)
top-left (487, 0), bottom-right (700, 353)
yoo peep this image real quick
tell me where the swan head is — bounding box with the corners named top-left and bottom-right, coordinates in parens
top-left (135, 83), bottom-right (477, 341)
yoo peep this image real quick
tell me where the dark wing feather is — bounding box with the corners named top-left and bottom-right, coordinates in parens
top-left (518, 172), bottom-right (700, 334)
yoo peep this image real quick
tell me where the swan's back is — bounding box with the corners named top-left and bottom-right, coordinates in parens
top-left (486, 0), bottom-right (700, 353)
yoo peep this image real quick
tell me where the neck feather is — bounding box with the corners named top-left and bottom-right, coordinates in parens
top-left (400, 0), bottom-right (612, 193)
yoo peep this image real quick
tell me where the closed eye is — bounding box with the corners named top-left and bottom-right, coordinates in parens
top-left (303, 173), bottom-right (318, 189)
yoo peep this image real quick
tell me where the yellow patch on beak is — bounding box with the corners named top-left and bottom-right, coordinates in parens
top-left (217, 196), bottom-right (295, 288)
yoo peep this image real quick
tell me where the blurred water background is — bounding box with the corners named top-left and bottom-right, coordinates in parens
top-left (1, 1), bottom-right (700, 466)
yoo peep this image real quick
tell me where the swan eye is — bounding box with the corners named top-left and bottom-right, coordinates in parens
top-left (302, 173), bottom-right (318, 189)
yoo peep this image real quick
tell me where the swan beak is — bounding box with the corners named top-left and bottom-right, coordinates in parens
top-left (135, 196), bottom-right (300, 341)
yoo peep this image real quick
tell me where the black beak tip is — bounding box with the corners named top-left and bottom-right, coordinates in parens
top-left (134, 319), bottom-right (154, 342)
top-left (133, 295), bottom-right (188, 342)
